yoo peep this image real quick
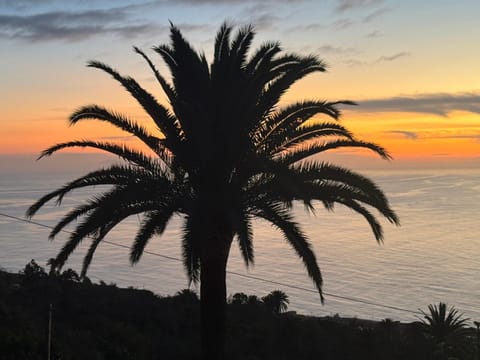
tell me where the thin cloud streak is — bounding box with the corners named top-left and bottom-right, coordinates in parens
top-left (386, 131), bottom-right (418, 140)
top-left (317, 44), bottom-right (357, 54)
top-left (331, 18), bottom-right (355, 30)
top-left (287, 23), bottom-right (325, 32)
top-left (335, 0), bottom-right (383, 12)
top-left (367, 30), bottom-right (381, 38)
top-left (345, 51), bottom-right (410, 66)
top-left (356, 92), bottom-right (480, 116)
top-left (170, 0), bottom-right (304, 3)
top-left (376, 52), bottom-right (410, 62)
top-left (363, 7), bottom-right (389, 22)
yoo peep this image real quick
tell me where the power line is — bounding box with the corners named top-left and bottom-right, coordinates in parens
top-left (0, 211), bottom-right (421, 315)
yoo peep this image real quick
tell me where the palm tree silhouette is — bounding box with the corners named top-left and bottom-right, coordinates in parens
top-left (262, 290), bottom-right (290, 314)
top-left (27, 23), bottom-right (399, 359)
top-left (420, 302), bottom-right (470, 359)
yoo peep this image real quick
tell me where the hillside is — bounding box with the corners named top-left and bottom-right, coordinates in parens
top-left (0, 261), bottom-right (476, 359)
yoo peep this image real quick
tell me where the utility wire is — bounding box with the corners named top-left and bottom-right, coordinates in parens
top-left (0, 211), bottom-right (421, 315)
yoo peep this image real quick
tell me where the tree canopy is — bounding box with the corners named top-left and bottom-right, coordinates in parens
top-left (28, 23), bottom-right (399, 359)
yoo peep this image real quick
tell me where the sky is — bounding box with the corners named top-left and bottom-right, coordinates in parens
top-left (1, 0), bottom-right (480, 170)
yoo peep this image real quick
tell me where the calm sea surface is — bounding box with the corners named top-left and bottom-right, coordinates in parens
top-left (1, 165), bottom-right (479, 323)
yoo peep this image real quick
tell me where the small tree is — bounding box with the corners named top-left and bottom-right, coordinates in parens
top-left (175, 288), bottom-right (200, 303)
top-left (21, 259), bottom-right (47, 280)
top-left (59, 268), bottom-right (81, 282)
top-left (230, 292), bottom-right (249, 305)
top-left (262, 290), bottom-right (289, 314)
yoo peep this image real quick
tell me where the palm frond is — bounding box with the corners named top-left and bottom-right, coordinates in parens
top-left (252, 100), bottom-right (345, 148)
top-left (230, 25), bottom-right (255, 69)
top-left (133, 46), bottom-right (177, 104)
top-left (339, 199), bottom-right (383, 241)
top-left (26, 164), bottom-right (168, 218)
top-left (254, 55), bottom-right (327, 122)
top-left (234, 209), bottom-right (254, 267)
top-left (52, 210), bottom-right (106, 271)
top-left (245, 41), bottom-right (281, 75)
top-left (69, 105), bottom-right (161, 152)
top-left (213, 22), bottom-right (232, 68)
top-left (39, 140), bottom-right (157, 169)
top-left (264, 122), bottom-right (354, 156)
top-left (303, 181), bottom-right (399, 226)
top-left (281, 139), bottom-right (392, 165)
top-left (49, 201), bottom-right (98, 240)
top-left (253, 202), bottom-right (323, 301)
top-left (153, 44), bottom-right (177, 73)
top-left (293, 161), bottom-right (391, 204)
top-left (81, 222), bottom-right (116, 277)
top-left (182, 214), bottom-right (201, 284)
top-left (53, 185), bottom-right (179, 271)
top-left (87, 61), bottom-right (182, 148)
top-left (130, 208), bottom-right (176, 264)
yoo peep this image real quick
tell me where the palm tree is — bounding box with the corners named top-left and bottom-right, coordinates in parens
top-left (262, 290), bottom-right (290, 314)
top-left (27, 23), bottom-right (399, 359)
top-left (230, 292), bottom-right (249, 305)
top-left (419, 302), bottom-right (470, 359)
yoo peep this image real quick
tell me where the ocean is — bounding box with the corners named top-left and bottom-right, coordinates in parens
top-left (1, 158), bottom-right (479, 324)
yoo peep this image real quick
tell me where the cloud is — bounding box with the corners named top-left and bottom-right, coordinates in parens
top-left (331, 18), bottom-right (355, 30)
top-left (287, 23), bottom-right (325, 32)
top-left (413, 132), bottom-right (480, 142)
top-left (335, 0), bottom-right (383, 12)
top-left (345, 51), bottom-right (410, 66)
top-left (0, 0), bottom-right (52, 8)
top-left (436, 134), bottom-right (480, 140)
top-left (317, 44), bottom-right (357, 54)
top-left (0, 0), bottom-right (152, 13)
top-left (0, 8), bottom-right (164, 42)
top-left (363, 7), bottom-right (388, 22)
top-left (376, 51), bottom-right (410, 62)
top-left (367, 30), bottom-right (381, 38)
top-left (247, 13), bottom-right (280, 30)
top-left (170, 0), bottom-right (304, 3)
top-left (356, 92), bottom-right (480, 116)
top-left (386, 130), bottom-right (418, 140)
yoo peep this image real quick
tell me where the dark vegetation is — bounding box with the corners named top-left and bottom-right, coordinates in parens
top-left (1, 261), bottom-right (478, 360)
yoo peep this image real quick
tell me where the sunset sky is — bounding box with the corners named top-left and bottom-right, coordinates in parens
top-left (1, 0), bottom-right (480, 169)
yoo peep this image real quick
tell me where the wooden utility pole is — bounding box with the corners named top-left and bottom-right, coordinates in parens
top-left (47, 303), bottom-right (53, 360)
top-left (475, 321), bottom-right (480, 360)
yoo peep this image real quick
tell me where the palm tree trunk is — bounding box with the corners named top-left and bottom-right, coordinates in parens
top-left (200, 236), bottom-right (231, 360)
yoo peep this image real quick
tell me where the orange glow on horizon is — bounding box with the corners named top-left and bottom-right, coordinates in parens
top-left (3, 83), bottom-right (480, 162)
top-left (3, 109), bottom-right (480, 161)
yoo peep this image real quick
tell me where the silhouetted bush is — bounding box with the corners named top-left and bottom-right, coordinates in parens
top-left (0, 261), bottom-right (476, 359)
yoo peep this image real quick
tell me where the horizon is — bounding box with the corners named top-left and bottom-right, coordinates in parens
top-left (1, 0), bottom-right (480, 165)
top-left (1, 152), bottom-right (479, 177)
